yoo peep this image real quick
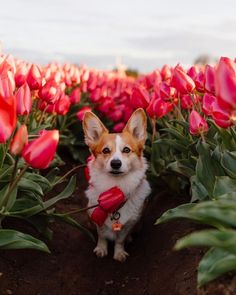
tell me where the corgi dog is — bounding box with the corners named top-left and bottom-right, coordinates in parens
top-left (83, 108), bottom-right (151, 262)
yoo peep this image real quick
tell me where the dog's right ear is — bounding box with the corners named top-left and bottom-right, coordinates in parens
top-left (83, 112), bottom-right (108, 147)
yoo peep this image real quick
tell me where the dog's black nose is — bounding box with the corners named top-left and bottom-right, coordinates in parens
top-left (110, 159), bottom-right (122, 170)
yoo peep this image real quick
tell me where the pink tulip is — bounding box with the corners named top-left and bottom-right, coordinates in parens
top-left (202, 93), bottom-right (216, 116)
top-left (77, 106), bottom-right (92, 121)
top-left (69, 88), bottom-right (81, 104)
top-left (204, 65), bottom-right (215, 94)
top-left (147, 97), bottom-right (173, 118)
top-left (15, 82), bottom-right (32, 115)
top-left (22, 130), bottom-right (59, 169)
top-left (10, 124), bottom-right (28, 155)
top-left (0, 94), bottom-right (17, 143)
top-left (189, 110), bottom-right (209, 135)
top-left (27, 64), bottom-right (42, 90)
top-left (171, 66), bottom-right (196, 94)
top-left (215, 57), bottom-right (236, 111)
top-left (130, 85), bottom-right (150, 109)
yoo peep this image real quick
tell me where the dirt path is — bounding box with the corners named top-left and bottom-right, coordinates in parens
top-left (0, 170), bottom-right (203, 295)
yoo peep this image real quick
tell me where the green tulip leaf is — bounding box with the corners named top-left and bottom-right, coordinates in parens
top-left (0, 229), bottom-right (50, 252)
top-left (213, 176), bottom-right (236, 198)
top-left (175, 229), bottom-right (236, 255)
top-left (198, 247), bottom-right (236, 286)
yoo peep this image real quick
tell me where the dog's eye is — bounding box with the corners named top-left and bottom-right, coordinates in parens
top-left (102, 147), bottom-right (110, 154)
top-left (122, 147), bottom-right (131, 153)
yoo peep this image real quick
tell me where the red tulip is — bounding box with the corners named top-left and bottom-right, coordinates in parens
top-left (159, 82), bottom-right (177, 101)
top-left (55, 93), bottom-right (71, 115)
top-left (96, 96), bottom-right (115, 114)
top-left (108, 108), bottom-right (123, 122)
top-left (10, 124), bottom-right (28, 155)
top-left (130, 85), bottom-right (150, 109)
top-left (15, 82), bottom-right (32, 115)
top-left (15, 63), bottom-right (29, 87)
top-left (204, 65), bottom-right (215, 94)
top-left (202, 93), bottom-right (216, 116)
top-left (37, 99), bottom-right (56, 114)
top-left (84, 155), bottom-right (94, 182)
top-left (211, 101), bottom-right (233, 128)
top-left (38, 81), bottom-right (59, 104)
top-left (27, 64), bottom-right (42, 90)
top-left (161, 64), bottom-right (172, 81)
top-left (147, 97), bottom-right (173, 118)
top-left (215, 57), bottom-right (236, 111)
top-left (90, 88), bottom-right (102, 103)
top-left (77, 106), bottom-right (92, 121)
top-left (0, 74), bottom-right (14, 98)
top-left (69, 87), bottom-right (81, 104)
top-left (181, 94), bottom-right (193, 110)
top-left (91, 186), bottom-right (126, 226)
top-left (189, 110), bottom-right (209, 135)
top-left (171, 66), bottom-right (195, 94)
top-left (0, 94), bottom-right (17, 143)
top-left (113, 122), bottom-right (125, 133)
top-left (91, 207), bottom-right (108, 227)
top-left (22, 130), bottom-right (59, 169)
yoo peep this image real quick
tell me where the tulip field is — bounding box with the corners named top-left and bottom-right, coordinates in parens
top-left (1, 53), bottom-right (236, 294)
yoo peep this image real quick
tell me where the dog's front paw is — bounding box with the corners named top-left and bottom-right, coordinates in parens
top-left (113, 249), bottom-right (129, 262)
top-left (93, 245), bottom-right (108, 258)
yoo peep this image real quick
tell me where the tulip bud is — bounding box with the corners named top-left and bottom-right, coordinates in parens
top-left (113, 122), bottom-right (125, 133)
top-left (10, 125), bottom-right (28, 155)
top-left (215, 57), bottom-right (236, 111)
top-left (55, 93), bottom-right (71, 115)
top-left (171, 66), bottom-right (196, 94)
top-left (204, 65), bottom-right (215, 94)
top-left (69, 88), bottom-right (81, 104)
top-left (98, 186), bottom-right (125, 213)
top-left (0, 94), bottom-right (17, 143)
top-left (16, 82), bottom-right (32, 115)
top-left (15, 63), bottom-right (29, 87)
top-left (130, 85), bottom-right (150, 109)
top-left (147, 97), bottom-right (173, 118)
top-left (202, 93), bottom-right (216, 116)
top-left (27, 64), bottom-right (42, 90)
top-left (189, 110), bottom-right (209, 135)
top-left (159, 82), bottom-right (177, 101)
top-left (22, 130), bottom-right (59, 169)
top-left (77, 106), bottom-right (92, 121)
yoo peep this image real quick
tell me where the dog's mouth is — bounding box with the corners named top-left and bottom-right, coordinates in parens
top-left (109, 170), bottom-right (124, 175)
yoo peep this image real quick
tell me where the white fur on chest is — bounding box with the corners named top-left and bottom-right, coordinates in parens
top-left (85, 159), bottom-right (151, 240)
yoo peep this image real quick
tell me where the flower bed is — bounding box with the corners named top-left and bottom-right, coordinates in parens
top-left (1, 52), bottom-right (236, 288)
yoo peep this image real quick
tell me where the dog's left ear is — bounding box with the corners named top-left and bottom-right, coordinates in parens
top-left (123, 108), bottom-right (147, 143)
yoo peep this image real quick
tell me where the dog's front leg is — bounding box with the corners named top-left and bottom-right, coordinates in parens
top-left (113, 223), bottom-right (134, 262)
top-left (94, 227), bottom-right (108, 258)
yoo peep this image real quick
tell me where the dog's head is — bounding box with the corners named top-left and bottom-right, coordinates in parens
top-left (83, 108), bottom-right (147, 176)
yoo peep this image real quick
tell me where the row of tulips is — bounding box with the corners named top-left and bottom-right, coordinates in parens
top-left (1, 50), bottom-right (236, 287)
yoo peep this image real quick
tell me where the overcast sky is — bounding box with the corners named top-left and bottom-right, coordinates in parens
top-left (0, 0), bottom-right (236, 72)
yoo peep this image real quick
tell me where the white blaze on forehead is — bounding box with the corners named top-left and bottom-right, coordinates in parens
top-left (112, 135), bottom-right (123, 159)
top-left (115, 135), bottom-right (122, 152)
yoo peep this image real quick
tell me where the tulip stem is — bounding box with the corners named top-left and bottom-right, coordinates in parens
top-left (200, 132), bottom-right (206, 143)
top-left (38, 106), bottom-right (49, 127)
top-left (151, 118), bottom-right (157, 142)
top-left (1, 165), bottom-right (29, 209)
top-left (60, 204), bottom-right (99, 216)
top-left (53, 164), bottom-right (86, 186)
top-left (10, 156), bottom-right (19, 186)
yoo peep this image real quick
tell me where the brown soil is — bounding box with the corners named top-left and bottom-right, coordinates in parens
top-left (0, 165), bottom-right (204, 295)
